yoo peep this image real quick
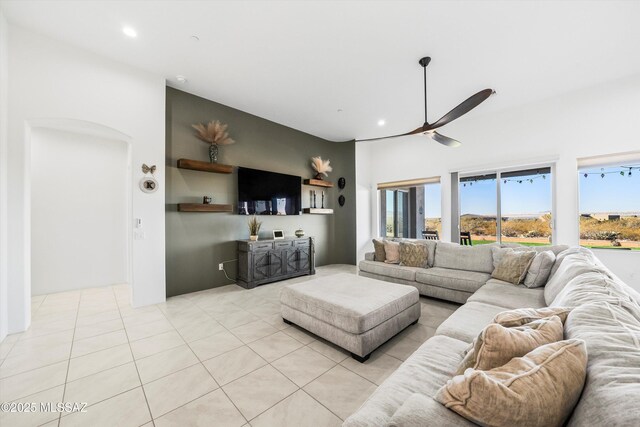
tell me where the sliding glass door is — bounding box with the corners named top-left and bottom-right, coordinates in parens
top-left (383, 189), bottom-right (410, 238)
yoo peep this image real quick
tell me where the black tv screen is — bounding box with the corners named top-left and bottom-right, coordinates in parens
top-left (238, 167), bottom-right (302, 215)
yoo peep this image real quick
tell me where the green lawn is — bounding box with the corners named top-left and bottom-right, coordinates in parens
top-left (472, 240), bottom-right (551, 247)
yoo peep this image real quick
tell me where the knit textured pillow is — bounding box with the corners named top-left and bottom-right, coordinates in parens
top-left (399, 242), bottom-right (429, 268)
top-left (491, 250), bottom-right (536, 285)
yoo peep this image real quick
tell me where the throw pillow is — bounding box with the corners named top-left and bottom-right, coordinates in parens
top-left (456, 315), bottom-right (563, 374)
top-left (383, 241), bottom-right (400, 264)
top-left (491, 246), bottom-right (534, 269)
top-left (372, 239), bottom-right (386, 262)
top-left (493, 306), bottom-right (572, 327)
top-left (436, 339), bottom-right (588, 427)
top-left (491, 250), bottom-right (536, 285)
top-left (523, 250), bottom-right (556, 288)
top-left (399, 242), bottom-right (429, 268)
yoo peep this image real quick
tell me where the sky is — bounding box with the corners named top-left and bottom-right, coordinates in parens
top-left (579, 167), bottom-right (640, 213)
top-left (459, 173), bottom-right (551, 216)
top-left (454, 166), bottom-right (639, 217)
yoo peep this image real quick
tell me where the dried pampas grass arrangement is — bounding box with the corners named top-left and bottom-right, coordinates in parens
top-left (311, 156), bottom-right (332, 179)
top-left (192, 120), bottom-right (236, 146)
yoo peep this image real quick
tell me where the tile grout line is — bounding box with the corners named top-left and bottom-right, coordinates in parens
top-left (158, 299), bottom-right (249, 426)
top-left (111, 285), bottom-right (156, 427)
top-left (57, 288), bottom-right (82, 427)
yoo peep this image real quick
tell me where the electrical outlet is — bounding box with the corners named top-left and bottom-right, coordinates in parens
top-left (218, 263), bottom-right (224, 271)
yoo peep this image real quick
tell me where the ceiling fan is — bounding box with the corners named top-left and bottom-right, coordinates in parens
top-left (357, 57), bottom-right (495, 146)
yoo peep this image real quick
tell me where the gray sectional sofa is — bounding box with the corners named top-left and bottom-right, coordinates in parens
top-left (346, 244), bottom-right (640, 426)
top-left (359, 240), bottom-right (568, 304)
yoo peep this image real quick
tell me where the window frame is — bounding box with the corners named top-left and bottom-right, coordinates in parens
top-left (458, 163), bottom-right (556, 244)
top-left (577, 156), bottom-right (640, 251)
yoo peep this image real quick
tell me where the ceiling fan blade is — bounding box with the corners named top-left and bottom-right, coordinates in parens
top-left (356, 125), bottom-right (425, 142)
top-left (428, 131), bottom-right (461, 148)
top-left (425, 88), bottom-right (495, 131)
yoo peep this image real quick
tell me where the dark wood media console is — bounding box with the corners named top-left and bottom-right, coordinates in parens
top-left (236, 237), bottom-right (315, 289)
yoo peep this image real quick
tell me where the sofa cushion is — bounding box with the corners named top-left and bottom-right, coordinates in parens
top-left (436, 339), bottom-right (587, 427)
top-left (372, 239), bottom-right (386, 262)
top-left (388, 393), bottom-right (475, 427)
top-left (565, 301), bottom-right (640, 427)
top-left (544, 251), bottom-right (604, 305)
top-left (548, 246), bottom-right (595, 283)
top-left (551, 271), bottom-right (640, 320)
top-left (342, 335), bottom-right (469, 427)
top-left (436, 301), bottom-right (508, 343)
top-left (466, 279), bottom-right (546, 309)
top-left (491, 249), bottom-right (536, 285)
top-left (399, 241), bottom-right (429, 268)
top-left (358, 260), bottom-right (422, 282)
top-left (457, 315), bottom-right (564, 374)
top-left (493, 306), bottom-right (572, 327)
top-left (280, 273), bottom-right (419, 334)
top-left (523, 250), bottom-right (556, 288)
top-left (415, 268), bottom-right (490, 293)
top-left (434, 242), bottom-right (496, 274)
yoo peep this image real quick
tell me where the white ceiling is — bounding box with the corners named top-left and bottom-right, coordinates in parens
top-left (3, 0), bottom-right (640, 142)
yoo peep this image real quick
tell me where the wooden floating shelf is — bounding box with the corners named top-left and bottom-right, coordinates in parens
top-left (177, 158), bottom-right (233, 174)
top-left (178, 203), bottom-right (233, 213)
top-left (303, 208), bottom-right (334, 215)
top-left (303, 179), bottom-right (333, 188)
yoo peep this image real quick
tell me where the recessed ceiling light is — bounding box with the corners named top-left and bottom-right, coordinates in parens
top-left (122, 27), bottom-right (137, 38)
top-left (377, 119), bottom-right (386, 126)
top-left (176, 75), bottom-right (188, 84)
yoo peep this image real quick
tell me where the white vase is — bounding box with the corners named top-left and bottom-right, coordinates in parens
top-left (249, 235), bottom-right (258, 241)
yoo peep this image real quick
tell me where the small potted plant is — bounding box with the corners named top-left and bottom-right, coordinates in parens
top-left (311, 156), bottom-right (332, 180)
top-left (192, 120), bottom-right (236, 163)
top-left (248, 215), bottom-right (262, 241)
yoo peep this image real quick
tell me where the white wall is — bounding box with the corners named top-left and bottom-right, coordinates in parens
top-left (5, 24), bottom-right (166, 334)
top-left (0, 9), bottom-right (9, 342)
top-left (356, 72), bottom-right (640, 290)
top-left (31, 128), bottom-right (128, 295)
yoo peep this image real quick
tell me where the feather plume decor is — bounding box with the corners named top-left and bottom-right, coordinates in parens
top-left (310, 156), bottom-right (332, 179)
top-left (191, 120), bottom-right (236, 146)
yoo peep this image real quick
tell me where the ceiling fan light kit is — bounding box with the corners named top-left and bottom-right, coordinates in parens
top-left (358, 56), bottom-right (495, 146)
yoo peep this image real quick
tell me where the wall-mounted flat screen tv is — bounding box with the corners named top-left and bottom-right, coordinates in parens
top-left (238, 167), bottom-right (302, 215)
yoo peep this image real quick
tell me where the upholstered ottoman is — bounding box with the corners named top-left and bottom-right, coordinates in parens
top-left (280, 273), bottom-right (420, 362)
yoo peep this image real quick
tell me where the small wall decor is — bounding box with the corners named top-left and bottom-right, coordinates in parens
top-left (339, 195), bottom-right (346, 207)
top-left (203, 196), bottom-right (212, 204)
top-left (140, 163), bottom-right (158, 193)
top-left (338, 177), bottom-right (346, 189)
top-left (192, 120), bottom-right (236, 163)
top-left (310, 156), bottom-right (332, 180)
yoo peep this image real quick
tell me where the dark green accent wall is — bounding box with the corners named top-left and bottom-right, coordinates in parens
top-left (165, 87), bottom-right (356, 297)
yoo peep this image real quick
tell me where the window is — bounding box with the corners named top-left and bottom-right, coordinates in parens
top-left (578, 164), bottom-right (640, 250)
top-left (459, 174), bottom-right (497, 244)
top-left (379, 177), bottom-right (441, 239)
top-left (500, 168), bottom-right (552, 245)
top-left (424, 182), bottom-right (442, 237)
top-left (459, 167), bottom-right (552, 245)
top-left (383, 189), bottom-right (409, 238)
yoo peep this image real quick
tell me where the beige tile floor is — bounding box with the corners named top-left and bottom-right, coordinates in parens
top-left (0, 265), bottom-right (458, 427)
